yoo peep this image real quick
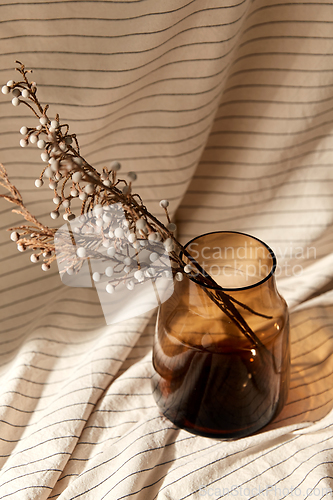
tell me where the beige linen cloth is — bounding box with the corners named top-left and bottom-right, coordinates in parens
top-left (0, 0), bottom-right (333, 498)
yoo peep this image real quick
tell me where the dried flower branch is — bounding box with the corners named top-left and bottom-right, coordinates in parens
top-left (0, 61), bottom-right (271, 349)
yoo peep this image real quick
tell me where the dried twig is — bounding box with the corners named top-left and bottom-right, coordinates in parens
top-left (0, 62), bottom-right (271, 348)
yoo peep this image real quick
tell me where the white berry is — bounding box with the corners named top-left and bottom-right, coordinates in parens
top-left (160, 200), bottom-right (169, 208)
top-left (20, 126), bottom-right (28, 135)
top-left (127, 233), bottom-right (136, 243)
top-left (128, 171), bottom-right (137, 181)
top-left (50, 159), bottom-right (60, 172)
top-left (77, 247), bottom-right (86, 258)
top-left (107, 246), bottom-right (116, 257)
top-left (167, 223), bottom-right (177, 232)
top-left (11, 97), bottom-right (20, 106)
top-left (44, 166), bottom-right (53, 178)
top-left (149, 252), bottom-right (159, 263)
top-left (123, 257), bottom-right (132, 266)
top-left (35, 179), bottom-right (43, 188)
top-left (114, 227), bottom-right (124, 238)
top-left (10, 231), bottom-right (20, 242)
top-left (184, 264), bottom-right (192, 273)
top-left (134, 270), bottom-right (144, 281)
top-left (84, 184), bottom-right (94, 195)
top-left (126, 280), bottom-right (135, 290)
top-left (110, 161), bottom-right (121, 171)
top-left (103, 213), bottom-right (112, 223)
top-left (41, 152), bottom-right (50, 162)
top-left (72, 171), bottom-right (82, 183)
top-left (102, 239), bottom-right (111, 248)
top-left (105, 266), bottom-right (114, 277)
top-left (106, 284), bottom-right (115, 294)
top-left (79, 192), bottom-right (88, 201)
top-left (94, 204), bottom-right (103, 216)
top-left (92, 272), bottom-right (101, 282)
top-left (148, 233), bottom-right (157, 242)
top-left (163, 238), bottom-right (174, 252)
top-left (30, 254), bottom-right (39, 263)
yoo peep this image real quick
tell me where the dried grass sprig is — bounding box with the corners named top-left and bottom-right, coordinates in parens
top-left (0, 163), bottom-right (56, 268)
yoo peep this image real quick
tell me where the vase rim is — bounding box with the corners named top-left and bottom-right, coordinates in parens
top-left (181, 230), bottom-right (277, 291)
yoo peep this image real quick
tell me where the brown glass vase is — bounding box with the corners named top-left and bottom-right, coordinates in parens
top-left (152, 231), bottom-right (290, 439)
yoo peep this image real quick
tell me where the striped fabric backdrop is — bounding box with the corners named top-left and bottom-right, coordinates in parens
top-left (0, 0), bottom-right (333, 498)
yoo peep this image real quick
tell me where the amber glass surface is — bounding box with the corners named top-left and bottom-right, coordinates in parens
top-left (152, 231), bottom-right (290, 439)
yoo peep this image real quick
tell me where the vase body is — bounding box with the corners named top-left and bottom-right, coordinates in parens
top-left (152, 231), bottom-right (290, 439)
